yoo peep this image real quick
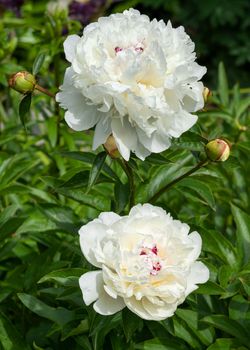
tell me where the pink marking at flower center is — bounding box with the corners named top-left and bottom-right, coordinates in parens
top-left (151, 261), bottom-right (162, 276)
top-left (114, 45), bottom-right (144, 54)
top-left (139, 244), bottom-right (162, 275)
top-left (135, 46), bottom-right (144, 52)
top-left (115, 47), bottom-right (123, 53)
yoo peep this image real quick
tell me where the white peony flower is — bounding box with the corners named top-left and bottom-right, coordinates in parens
top-left (56, 9), bottom-right (206, 161)
top-left (78, 204), bottom-right (209, 321)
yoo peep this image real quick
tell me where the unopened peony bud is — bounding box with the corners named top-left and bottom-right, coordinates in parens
top-left (203, 87), bottom-right (212, 103)
top-left (104, 135), bottom-right (120, 158)
top-left (205, 139), bottom-right (230, 162)
top-left (8, 71), bottom-right (36, 94)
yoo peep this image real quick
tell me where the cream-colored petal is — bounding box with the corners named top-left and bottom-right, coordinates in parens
top-left (79, 271), bottom-right (103, 306)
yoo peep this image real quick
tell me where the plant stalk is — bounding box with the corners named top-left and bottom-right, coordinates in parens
top-left (118, 159), bottom-right (135, 209)
top-left (35, 84), bottom-right (55, 98)
top-left (149, 158), bottom-right (208, 203)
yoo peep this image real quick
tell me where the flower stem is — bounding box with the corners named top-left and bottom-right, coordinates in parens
top-left (118, 159), bottom-right (135, 209)
top-left (34, 84), bottom-right (55, 98)
top-left (149, 158), bottom-right (208, 203)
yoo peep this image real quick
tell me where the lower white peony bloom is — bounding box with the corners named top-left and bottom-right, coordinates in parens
top-left (79, 204), bottom-right (209, 320)
top-left (56, 9), bottom-right (206, 161)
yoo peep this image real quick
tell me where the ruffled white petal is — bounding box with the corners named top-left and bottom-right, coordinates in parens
top-left (79, 271), bottom-right (103, 305)
top-left (79, 220), bottom-right (107, 268)
top-left (98, 212), bottom-right (121, 226)
top-left (185, 261), bottom-right (210, 296)
top-left (56, 68), bottom-right (102, 131)
top-left (64, 35), bottom-right (80, 63)
top-left (94, 292), bottom-right (125, 315)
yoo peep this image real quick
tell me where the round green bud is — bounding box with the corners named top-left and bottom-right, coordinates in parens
top-left (8, 71), bottom-right (36, 94)
top-left (205, 139), bottom-right (230, 162)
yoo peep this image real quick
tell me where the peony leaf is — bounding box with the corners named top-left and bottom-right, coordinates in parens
top-left (194, 281), bottom-right (225, 295)
top-left (201, 315), bottom-right (248, 346)
top-left (231, 204), bottom-right (250, 265)
top-left (207, 338), bottom-right (247, 350)
top-left (122, 308), bottom-right (143, 342)
top-left (218, 62), bottom-right (229, 106)
top-left (60, 151), bottom-right (119, 181)
top-left (198, 228), bottom-right (238, 267)
top-left (32, 52), bottom-right (46, 75)
top-left (38, 268), bottom-right (85, 286)
top-left (19, 93), bottom-right (32, 130)
top-left (87, 151), bottom-right (107, 191)
top-left (46, 116), bottom-right (58, 148)
top-left (114, 181), bottom-right (130, 214)
top-left (0, 312), bottom-right (30, 350)
top-left (17, 293), bottom-right (75, 327)
top-left (177, 177), bottom-right (216, 210)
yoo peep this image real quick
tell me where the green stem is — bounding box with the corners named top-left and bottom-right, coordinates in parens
top-left (53, 53), bottom-right (61, 145)
top-left (118, 159), bottom-right (135, 209)
top-left (149, 158), bottom-right (208, 204)
top-left (35, 84), bottom-right (55, 98)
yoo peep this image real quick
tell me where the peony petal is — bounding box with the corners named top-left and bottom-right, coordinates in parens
top-left (168, 110), bottom-right (198, 138)
top-left (98, 212), bottom-right (121, 226)
top-left (137, 128), bottom-right (171, 153)
top-left (124, 296), bottom-right (154, 320)
top-left (93, 293), bottom-right (125, 315)
top-left (79, 271), bottom-right (103, 306)
top-left (64, 35), bottom-right (80, 63)
top-left (111, 117), bottom-right (138, 161)
top-left (142, 297), bottom-right (177, 320)
top-left (79, 220), bottom-right (107, 268)
top-left (56, 68), bottom-right (102, 131)
top-left (187, 231), bottom-right (202, 262)
top-left (185, 261), bottom-right (210, 296)
top-left (93, 118), bottom-right (112, 150)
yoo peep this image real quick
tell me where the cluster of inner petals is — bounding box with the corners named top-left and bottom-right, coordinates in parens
top-left (140, 244), bottom-right (162, 276)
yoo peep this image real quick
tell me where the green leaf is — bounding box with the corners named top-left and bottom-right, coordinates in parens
top-left (17, 293), bottom-right (75, 326)
top-left (122, 308), bottom-right (143, 342)
top-left (201, 315), bottom-right (248, 346)
top-left (60, 151), bottom-right (119, 181)
top-left (38, 268), bottom-right (84, 286)
top-left (61, 320), bottom-right (89, 341)
top-left (231, 204), bottom-right (250, 265)
top-left (87, 151), bottom-right (107, 191)
top-left (229, 295), bottom-right (250, 330)
top-left (135, 337), bottom-right (188, 350)
top-left (199, 228), bottom-right (238, 267)
top-left (0, 312), bottom-right (30, 350)
top-left (207, 338), bottom-right (248, 350)
top-left (177, 177), bottom-right (216, 210)
top-left (46, 116), bottom-right (58, 148)
top-left (55, 187), bottom-right (110, 212)
top-left (236, 97), bottom-right (250, 119)
top-left (137, 152), bottom-right (193, 202)
top-left (176, 309), bottom-right (214, 346)
top-left (19, 93), bottom-right (32, 129)
top-left (32, 52), bottom-right (46, 75)
top-left (173, 316), bottom-right (202, 349)
top-left (194, 281), bottom-right (225, 295)
top-left (0, 204), bottom-right (19, 228)
top-left (114, 181), bottom-right (129, 213)
top-left (218, 62), bottom-right (229, 106)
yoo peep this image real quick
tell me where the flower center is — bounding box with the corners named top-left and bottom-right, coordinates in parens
top-left (140, 244), bottom-right (162, 276)
top-left (115, 44), bottom-right (144, 54)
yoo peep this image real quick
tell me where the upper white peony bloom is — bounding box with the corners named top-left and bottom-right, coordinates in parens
top-left (78, 204), bottom-right (209, 320)
top-left (56, 9), bottom-right (206, 161)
